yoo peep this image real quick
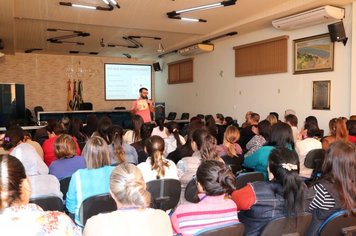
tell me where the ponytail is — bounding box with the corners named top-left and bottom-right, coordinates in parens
top-left (269, 147), bottom-right (304, 215)
top-left (200, 134), bottom-right (220, 161)
top-left (167, 122), bottom-right (182, 148)
top-left (108, 125), bottom-right (126, 164)
top-left (151, 150), bottom-right (169, 179)
top-left (196, 160), bottom-right (236, 196)
top-left (223, 125), bottom-right (240, 157)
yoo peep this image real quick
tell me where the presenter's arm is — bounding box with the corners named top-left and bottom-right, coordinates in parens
top-left (148, 100), bottom-right (155, 112)
top-left (130, 100), bottom-right (137, 115)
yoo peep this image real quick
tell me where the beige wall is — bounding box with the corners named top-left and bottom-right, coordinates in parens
top-left (155, 4), bottom-right (354, 132)
top-left (0, 53), bottom-right (153, 112)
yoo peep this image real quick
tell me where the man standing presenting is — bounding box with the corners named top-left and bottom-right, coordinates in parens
top-left (131, 87), bottom-right (154, 123)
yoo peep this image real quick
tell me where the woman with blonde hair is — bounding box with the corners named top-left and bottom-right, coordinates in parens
top-left (66, 136), bottom-right (114, 226)
top-left (216, 125), bottom-right (243, 172)
top-left (49, 134), bottom-right (86, 180)
top-left (83, 163), bottom-right (172, 236)
top-left (137, 135), bottom-right (178, 182)
top-left (0, 154), bottom-right (81, 235)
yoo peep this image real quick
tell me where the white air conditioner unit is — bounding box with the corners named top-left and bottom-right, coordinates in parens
top-left (178, 43), bottom-right (214, 56)
top-left (272, 5), bottom-right (344, 30)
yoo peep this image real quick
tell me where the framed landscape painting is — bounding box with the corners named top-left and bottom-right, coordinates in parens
top-left (293, 34), bottom-right (334, 74)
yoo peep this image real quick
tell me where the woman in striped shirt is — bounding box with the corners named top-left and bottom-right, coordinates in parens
top-left (306, 141), bottom-right (356, 235)
top-left (171, 160), bottom-right (238, 236)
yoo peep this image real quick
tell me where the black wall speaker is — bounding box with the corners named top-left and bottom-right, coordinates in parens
top-left (328, 21), bottom-right (348, 45)
top-left (153, 62), bottom-right (161, 71)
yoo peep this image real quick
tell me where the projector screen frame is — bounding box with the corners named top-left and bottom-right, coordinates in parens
top-left (104, 63), bottom-right (153, 101)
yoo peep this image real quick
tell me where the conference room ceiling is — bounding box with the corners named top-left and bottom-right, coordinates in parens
top-left (0, 0), bottom-right (352, 60)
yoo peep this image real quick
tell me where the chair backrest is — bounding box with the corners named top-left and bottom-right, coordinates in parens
top-left (167, 112), bottom-right (177, 120)
top-left (194, 222), bottom-right (244, 236)
top-left (304, 148), bottom-right (325, 169)
top-left (146, 179), bottom-right (181, 211)
top-left (184, 178), bottom-right (200, 203)
top-left (318, 210), bottom-right (356, 236)
top-left (235, 172), bottom-right (264, 189)
top-left (79, 193), bottom-right (117, 226)
top-left (260, 212), bottom-right (312, 236)
top-left (181, 112), bottom-right (190, 120)
top-left (30, 196), bottom-right (64, 212)
top-left (59, 177), bottom-right (71, 200)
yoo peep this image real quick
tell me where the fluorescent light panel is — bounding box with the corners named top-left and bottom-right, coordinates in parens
top-left (72, 4), bottom-right (96, 10)
top-left (176, 3), bottom-right (222, 14)
top-left (181, 17), bottom-right (200, 22)
top-left (102, 0), bottom-right (109, 4)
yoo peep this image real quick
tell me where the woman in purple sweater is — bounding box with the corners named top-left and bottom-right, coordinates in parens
top-left (49, 134), bottom-right (86, 180)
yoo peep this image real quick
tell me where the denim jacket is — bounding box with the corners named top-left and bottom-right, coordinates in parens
top-left (238, 181), bottom-right (315, 236)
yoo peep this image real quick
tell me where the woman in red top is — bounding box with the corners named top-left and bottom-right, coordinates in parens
top-left (42, 121), bottom-right (80, 166)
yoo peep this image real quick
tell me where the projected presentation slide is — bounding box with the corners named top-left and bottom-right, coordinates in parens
top-left (105, 63), bottom-right (152, 100)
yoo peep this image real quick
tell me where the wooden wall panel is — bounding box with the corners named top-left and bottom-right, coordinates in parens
top-left (234, 36), bottom-right (288, 77)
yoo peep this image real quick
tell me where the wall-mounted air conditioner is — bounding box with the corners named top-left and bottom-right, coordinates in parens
top-left (272, 5), bottom-right (344, 30)
top-left (178, 43), bottom-right (214, 56)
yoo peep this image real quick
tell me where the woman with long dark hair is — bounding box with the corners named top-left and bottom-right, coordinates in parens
top-left (164, 121), bottom-right (185, 157)
top-left (306, 141), bottom-right (356, 235)
top-left (151, 117), bottom-right (168, 138)
top-left (123, 115), bottom-right (144, 144)
top-left (243, 122), bottom-right (294, 180)
top-left (232, 147), bottom-right (314, 236)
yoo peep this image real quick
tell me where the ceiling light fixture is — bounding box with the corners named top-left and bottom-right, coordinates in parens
top-left (69, 51), bottom-right (98, 55)
top-left (107, 35), bottom-right (162, 49)
top-left (59, 1), bottom-right (119, 11)
top-left (47, 28), bottom-right (90, 45)
top-left (167, 0), bottom-right (236, 22)
top-left (24, 48), bottom-right (43, 53)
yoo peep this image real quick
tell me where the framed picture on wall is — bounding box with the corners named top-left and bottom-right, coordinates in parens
top-left (312, 80), bottom-right (331, 110)
top-left (293, 34), bottom-right (334, 74)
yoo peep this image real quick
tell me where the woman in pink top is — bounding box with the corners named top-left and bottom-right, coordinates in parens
top-left (171, 160), bottom-right (238, 236)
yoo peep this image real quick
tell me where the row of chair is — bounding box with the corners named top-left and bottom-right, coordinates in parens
top-left (166, 112), bottom-right (190, 120)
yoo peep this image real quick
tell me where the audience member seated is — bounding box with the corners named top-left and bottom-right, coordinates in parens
top-left (82, 114), bottom-right (98, 138)
top-left (295, 121), bottom-right (322, 179)
top-left (0, 154), bottom-right (81, 235)
top-left (60, 116), bottom-right (71, 133)
top-left (131, 123), bottom-right (153, 164)
top-left (322, 118), bottom-right (349, 150)
top-left (33, 119), bottom-right (58, 146)
top-left (29, 174), bottom-right (63, 200)
top-left (215, 113), bottom-right (226, 145)
top-left (83, 163), bottom-right (173, 236)
top-left (42, 121), bottom-right (80, 166)
top-left (49, 134), bottom-right (86, 180)
top-left (266, 114), bottom-right (278, 126)
top-left (238, 112), bottom-right (260, 151)
top-left (245, 119), bottom-right (271, 157)
top-left (66, 136), bottom-right (114, 226)
top-left (216, 125), bottom-right (243, 170)
top-left (91, 115), bottom-right (112, 139)
top-left (224, 116), bottom-right (239, 128)
top-left (68, 118), bottom-right (88, 150)
top-left (300, 116), bottom-right (323, 140)
top-left (205, 114), bottom-right (218, 140)
top-left (232, 147), bottom-right (315, 236)
top-left (285, 114), bottom-right (300, 143)
top-left (241, 111), bottom-right (253, 129)
top-left (108, 125), bottom-right (138, 165)
top-left (177, 129), bottom-right (223, 204)
top-left (171, 160), bottom-right (238, 235)
top-left (2, 127), bottom-right (48, 176)
top-left (151, 117), bottom-right (168, 138)
top-left (137, 136), bottom-right (178, 182)
top-left (164, 122), bottom-right (185, 157)
top-left (243, 122), bottom-right (294, 180)
top-left (23, 131), bottom-right (44, 160)
top-left (346, 119), bottom-right (356, 143)
top-left (123, 115), bottom-right (144, 144)
top-left (306, 141), bottom-right (356, 235)
top-left (167, 120), bottom-right (205, 164)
